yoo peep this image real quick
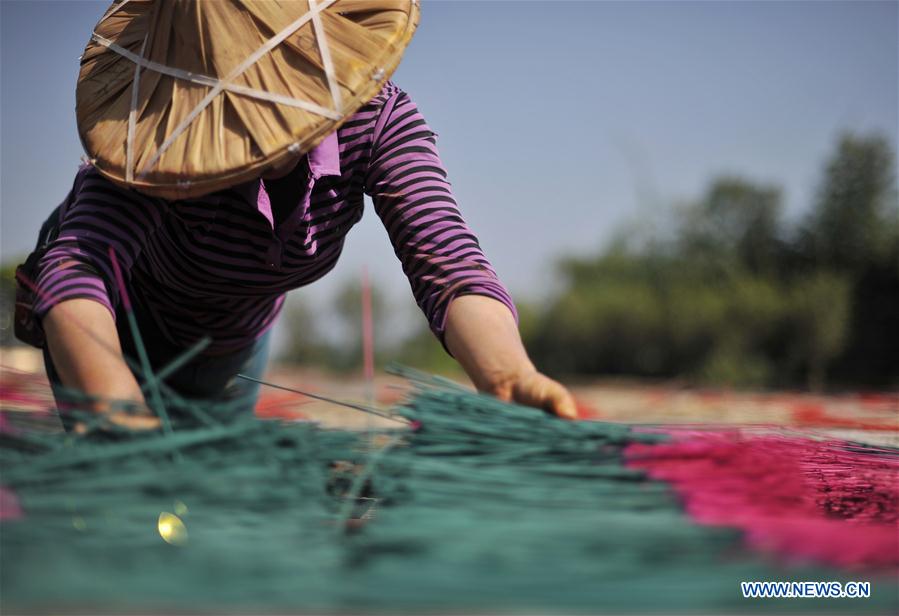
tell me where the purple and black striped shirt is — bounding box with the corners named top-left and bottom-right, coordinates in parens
top-left (33, 82), bottom-right (516, 354)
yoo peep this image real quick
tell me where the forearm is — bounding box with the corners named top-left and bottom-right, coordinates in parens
top-left (444, 295), bottom-right (535, 397)
top-left (444, 295), bottom-right (577, 418)
top-left (43, 299), bottom-right (144, 408)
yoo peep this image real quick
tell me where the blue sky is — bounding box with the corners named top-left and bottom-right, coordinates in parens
top-left (2, 1), bottom-right (896, 330)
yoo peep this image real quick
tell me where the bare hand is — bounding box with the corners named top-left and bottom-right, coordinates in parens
top-left (102, 410), bottom-right (162, 431)
top-left (73, 404), bottom-right (162, 434)
top-left (443, 296), bottom-right (578, 420)
top-left (491, 369), bottom-right (578, 420)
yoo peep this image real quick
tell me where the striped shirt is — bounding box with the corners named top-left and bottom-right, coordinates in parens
top-left (33, 82), bottom-right (516, 354)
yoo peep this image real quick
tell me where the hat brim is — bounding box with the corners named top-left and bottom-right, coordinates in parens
top-left (77, 0), bottom-right (420, 200)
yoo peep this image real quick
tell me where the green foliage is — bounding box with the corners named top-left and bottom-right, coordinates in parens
top-left (785, 273), bottom-right (852, 391)
top-left (803, 133), bottom-right (898, 270)
top-left (279, 296), bottom-right (332, 367)
top-left (0, 260), bottom-right (23, 346)
top-left (539, 256), bottom-right (668, 376)
top-left (391, 322), bottom-right (460, 376)
top-left (278, 280), bottom-right (463, 378)
top-left (526, 132), bottom-right (896, 389)
top-left (280, 280), bottom-right (387, 373)
top-left (532, 254), bottom-right (798, 386)
top-left (679, 177), bottom-right (783, 274)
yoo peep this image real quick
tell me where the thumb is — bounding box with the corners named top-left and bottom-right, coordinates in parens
top-left (513, 374), bottom-right (578, 420)
top-left (545, 381), bottom-right (578, 420)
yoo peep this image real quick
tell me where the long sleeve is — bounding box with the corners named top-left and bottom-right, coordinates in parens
top-left (32, 165), bottom-right (169, 320)
top-left (364, 85), bottom-right (517, 343)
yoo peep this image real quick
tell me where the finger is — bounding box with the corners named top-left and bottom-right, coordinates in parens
top-left (550, 385), bottom-right (578, 419)
top-left (107, 412), bottom-right (162, 431)
top-left (544, 382), bottom-right (578, 420)
top-left (512, 376), bottom-right (578, 420)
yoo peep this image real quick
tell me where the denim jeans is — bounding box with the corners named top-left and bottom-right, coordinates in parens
top-left (44, 299), bottom-right (272, 425)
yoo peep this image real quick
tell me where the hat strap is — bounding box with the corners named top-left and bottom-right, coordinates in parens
top-left (91, 33), bottom-right (344, 121)
top-left (309, 0), bottom-right (343, 111)
top-left (124, 33), bottom-right (148, 183)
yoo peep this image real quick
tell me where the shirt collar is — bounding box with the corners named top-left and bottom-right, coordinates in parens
top-left (252, 131), bottom-right (341, 228)
top-left (306, 131), bottom-right (341, 178)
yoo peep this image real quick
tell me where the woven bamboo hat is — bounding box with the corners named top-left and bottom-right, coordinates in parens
top-left (77, 0), bottom-right (420, 199)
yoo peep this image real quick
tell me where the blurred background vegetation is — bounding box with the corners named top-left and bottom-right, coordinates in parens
top-left (2, 132), bottom-right (896, 390)
top-left (525, 132), bottom-right (898, 389)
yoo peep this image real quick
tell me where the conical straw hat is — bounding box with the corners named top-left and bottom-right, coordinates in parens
top-left (77, 0), bottom-right (420, 200)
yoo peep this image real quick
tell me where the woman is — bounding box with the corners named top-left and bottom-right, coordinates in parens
top-left (18, 1), bottom-right (576, 427)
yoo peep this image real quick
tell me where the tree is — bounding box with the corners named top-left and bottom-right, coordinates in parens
top-left (679, 177), bottom-right (783, 274)
top-left (330, 277), bottom-right (386, 372)
top-left (803, 133), bottom-right (898, 271)
top-left (0, 262), bottom-right (20, 346)
top-left (802, 133), bottom-right (899, 386)
top-left (280, 279), bottom-right (387, 372)
top-left (279, 296), bottom-right (330, 366)
top-left (786, 273), bottom-right (851, 391)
